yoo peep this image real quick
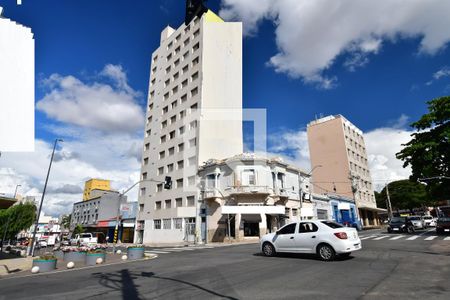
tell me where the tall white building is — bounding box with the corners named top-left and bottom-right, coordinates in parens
top-left (0, 7), bottom-right (34, 152)
top-left (136, 10), bottom-right (243, 244)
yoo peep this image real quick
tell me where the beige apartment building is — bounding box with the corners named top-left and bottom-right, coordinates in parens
top-left (135, 10), bottom-right (243, 244)
top-left (307, 115), bottom-right (383, 228)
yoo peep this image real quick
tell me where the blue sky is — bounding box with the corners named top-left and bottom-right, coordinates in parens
top-left (1, 0), bottom-right (449, 215)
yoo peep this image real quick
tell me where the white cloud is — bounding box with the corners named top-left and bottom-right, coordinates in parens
top-left (220, 0), bottom-right (450, 88)
top-left (36, 64), bottom-right (144, 133)
top-left (268, 128), bottom-right (311, 171)
top-left (426, 66), bottom-right (450, 85)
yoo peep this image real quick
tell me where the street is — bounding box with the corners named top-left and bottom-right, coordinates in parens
top-left (1, 229), bottom-right (449, 299)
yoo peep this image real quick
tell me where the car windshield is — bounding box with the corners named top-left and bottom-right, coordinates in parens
top-left (81, 234), bottom-right (91, 238)
top-left (321, 221), bottom-right (343, 228)
top-left (423, 216), bottom-right (432, 220)
top-left (391, 217), bottom-right (406, 222)
top-left (438, 217), bottom-right (450, 222)
top-left (408, 217), bottom-right (420, 221)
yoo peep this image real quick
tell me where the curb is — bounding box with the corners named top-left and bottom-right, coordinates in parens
top-left (0, 254), bottom-right (158, 281)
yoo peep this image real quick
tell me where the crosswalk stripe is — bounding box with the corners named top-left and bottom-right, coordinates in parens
top-left (406, 235), bottom-right (420, 240)
top-left (444, 237), bottom-right (450, 241)
top-left (360, 235), bottom-right (377, 240)
top-left (145, 250), bottom-right (170, 254)
top-left (373, 236), bottom-right (389, 240)
top-left (425, 236), bottom-right (438, 240)
top-left (389, 235), bottom-right (404, 240)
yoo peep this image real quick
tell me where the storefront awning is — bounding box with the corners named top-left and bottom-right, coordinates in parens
top-left (221, 205), bottom-right (285, 215)
top-left (359, 206), bottom-right (387, 213)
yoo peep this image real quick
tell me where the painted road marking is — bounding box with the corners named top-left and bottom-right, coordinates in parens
top-left (444, 237), bottom-right (450, 241)
top-left (389, 235), bottom-right (405, 240)
top-left (360, 235), bottom-right (377, 240)
top-left (145, 250), bottom-right (170, 254)
top-left (424, 236), bottom-right (437, 241)
top-left (373, 236), bottom-right (389, 240)
top-left (406, 235), bottom-right (420, 240)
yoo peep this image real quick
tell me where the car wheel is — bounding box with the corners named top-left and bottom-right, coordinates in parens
top-left (262, 242), bottom-right (276, 257)
top-left (317, 244), bottom-right (336, 261)
top-left (387, 228), bottom-right (392, 233)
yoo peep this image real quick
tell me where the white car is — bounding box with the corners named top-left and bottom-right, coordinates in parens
top-left (422, 215), bottom-right (436, 227)
top-left (260, 220), bottom-right (362, 261)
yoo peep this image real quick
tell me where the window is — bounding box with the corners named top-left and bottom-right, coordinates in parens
top-left (146, 129), bottom-right (151, 137)
top-left (175, 198), bottom-right (182, 207)
top-left (188, 156), bottom-right (196, 166)
top-left (174, 58), bottom-right (180, 67)
top-left (173, 72), bottom-right (179, 81)
top-left (242, 169), bottom-right (256, 185)
top-left (182, 79), bottom-right (188, 88)
top-left (190, 120), bottom-right (197, 130)
top-left (158, 167), bottom-right (164, 175)
top-left (148, 103), bottom-right (153, 111)
top-left (183, 38), bottom-right (190, 46)
top-left (153, 55), bottom-right (158, 63)
top-left (151, 78), bottom-right (156, 86)
top-left (193, 42), bottom-right (199, 51)
top-left (188, 176), bottom-right (196, 186)
top-left (179, 110), bottom-right (186, 119)
top-left (140, 187), bottom-right (146, 196)
top-left (164, 92), bottom-right (170, 101)
top-left (182, 65), bottom-right (189, 74)
top-left (159, 151), bottom-right (165, 159)
top-left (192, 56), bottom-right (199, 66)
top-left (142, 172), bottom-right (148, 180)
top-left (167, 41), bottom-right (173, 49)
top-left (169, 130), bottom-right (175, 139)
top-left (171, 100), bottom-right (178, 109)
top-left (177, 160), bottom-right (184, 169)
top-left (181, 94), bottom-right (187, 103)
top-left (166, 53), bottom-right (172, 61)
top-left (190, 103), bottom-right (198, 113)
top-left (191, 72), bottom-right (199, 81)
top-left (155, 201), bottom-right (162, 210)
top-left (150, 91), bottom-right (154, 99)
top-left (167, 163), bottom-right (174, 172)
top-left (187, 196), bottom-right (195, 207)
top-left (178, 143), bottom-right (184, 152)
top-left (189, 138), bottom-right (197, 148)
top-left (183, 51), bottom-right (189, 60)
top-left (185, 25), bottom-right (190, 33)
top-left (175, 46), bottom-right (181, 55)
top-left (191, 87), bottom-right (198, 97)
top-left (299, 222), bottom-right (318, 233)
top-left (162, 106), bottom-right (169, 114)
top-left (156, 183), bottom-right (163, 192)
top-left (176, 34), bottom-right (181, 42)
top-left (179, 126), bottom-right (185, 135)
top-left (160, 135), bottom-right (166, 143)
top-left (193, 29), bottom-right (200, 38)
top-left (163, 219), bottom-right (171, 229)
top-left (165, 66), bottom-right (171, 74)
top-left (143, 158), bottom-right (149, 165)
top-left (174, 218), bottom-right (182, 229)
top-left (321, 221), bottom-right (343, 229)
top-left (154, 219), bottom-right (161, 229)
top-left (165, 199), bottom-right (171, 209)
top-left (172, 86), bottom-right (178, 94)
top-left (278, 223), bottom-right (296, 235)
top-left (167, 147), bottom-right (174, 156)
top-left (176, 178), bottom-right (184, 188)
top-left (161, 120), bottom-right (167, 129)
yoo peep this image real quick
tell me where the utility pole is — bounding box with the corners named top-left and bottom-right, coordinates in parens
top-left (29, 138), bottom-right (62, 256)
top-left (385, 182), bottom-right (393, 219)
top-left (349, 172), bottom-right (361, 228)
top-left (299, 165), bottom-right (322, 220)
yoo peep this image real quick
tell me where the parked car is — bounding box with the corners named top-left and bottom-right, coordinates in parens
top-left (36, 239), bottom-right (48, 248)
top-left (388, 217), bottom-right (412, 233)
top-left (436, 217), bottom-right (450, 234)
top-left (408, 216), bottom-right (426, 229)
top-left (260, 220), bottom-right (361, 261)
top-left (422, 215), bottom-right (436, 227)
top-left (70, 233), bottom-right (98, 246)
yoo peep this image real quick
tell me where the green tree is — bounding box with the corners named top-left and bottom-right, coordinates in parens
top-left (73, 224), bottom-right (84, 235)
top-left (376, 180), bottom-right (428, 211)
top-left (0, 202), bottom-right (36, 240)
top-left (61, 214), bottom-right (71, 230)
top-left (396, 96), bottom-right (450, 199)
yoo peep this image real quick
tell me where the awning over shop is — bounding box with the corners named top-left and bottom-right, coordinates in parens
top-left (359, 206), bottom-right (387, 213)
top-left (221, 205), bottom-right (285, 215)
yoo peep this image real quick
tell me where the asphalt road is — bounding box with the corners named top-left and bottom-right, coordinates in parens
top-left (1, 229), bottom-right (449, 300)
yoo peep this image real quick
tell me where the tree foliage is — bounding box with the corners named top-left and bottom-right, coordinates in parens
top-left (376, 180), bottom-right (428, 211)
top-left (61, 214), bottom-right (71, 230)
top-left (73, 224), bottom-right (84, 235)
top-left (396, 96), bottom-right (450, 199)
top-left (0, 202), bottom-right (36, 240)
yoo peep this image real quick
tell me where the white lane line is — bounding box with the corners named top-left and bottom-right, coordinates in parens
top-left (419, 228), bottom-right (435, 236)
top-left (424, 236), bottom-right (438, 241)
top-left (167, 247), bottom-right (196, 250)
top-left (389, 235), bottom-right (405, 240)
top-left (406, 235), bottom-right (420, 240)
top-left (145, 250), bottom-right (170, 254)
top-left (373, 236), bottom-right (389, 240)
top-left (360, 235), bottom-right (377, 240)
top-left (444, 237), bottom-right (450, 241)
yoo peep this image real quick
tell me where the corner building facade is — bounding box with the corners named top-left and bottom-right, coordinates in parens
top-left (136, 11), bottom-right (243, 244)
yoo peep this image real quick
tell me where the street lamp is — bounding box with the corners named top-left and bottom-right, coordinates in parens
top-left (1, 184), bottom-right (21, 252)
top-left (299, 165), bottom-right (322, 220)
top-left (29, 138), bottom-right (63, 256)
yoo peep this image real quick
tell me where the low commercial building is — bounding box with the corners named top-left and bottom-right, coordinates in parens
top-left (70, 190), bottom-right (136, 243)
top-left (311, 193), bottom-right (360, 228)
top-left (198, 153), bottom-right (312, 242)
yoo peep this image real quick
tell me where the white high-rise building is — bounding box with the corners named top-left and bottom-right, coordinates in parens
top-left (136, 10), bottom-right (243, 244)
top-left (0, 7), bottom-right (34, 152)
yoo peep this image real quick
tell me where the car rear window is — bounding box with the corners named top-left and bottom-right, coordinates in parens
top-left (408, 216), bottom-right (420, 220)
top-left (438, 217), bottom-right (450, 222)
top-left (391, 217), bottom-right (406, 222)
top-left (321, 221), bottom-right (343, 228)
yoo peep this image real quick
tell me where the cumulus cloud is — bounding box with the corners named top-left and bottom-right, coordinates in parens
top-left (36, 64), bottom-right (144, 133)
top-left (268, 128), bottom-right (311, 171)
top-left (220, 0), bottom-right (450, 88)
top-left (426, 66), bottom-right (450, 85)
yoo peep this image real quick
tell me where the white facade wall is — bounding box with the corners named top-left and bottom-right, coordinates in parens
top-left (0, 8), bottom-right (34, 151)
top-left (137, 12), bottom-right (243, 244)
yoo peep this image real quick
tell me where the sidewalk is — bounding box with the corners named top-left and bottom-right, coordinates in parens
top-left (140, 239), bottom-right (259, 248)
top-left (0, 255), bottom-right (33, 276)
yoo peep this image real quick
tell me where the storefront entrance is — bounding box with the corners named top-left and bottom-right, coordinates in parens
top-left (244, 222), bottom-right (259, 237)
